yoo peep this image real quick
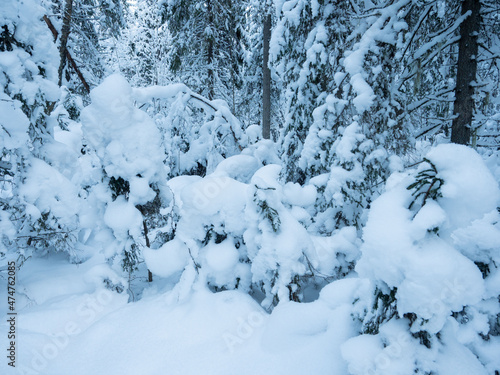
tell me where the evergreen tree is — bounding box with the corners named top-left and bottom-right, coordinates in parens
top-left (119, 0), bottom-right (172, 87)
top-left (45, 0), bottom-right (127, 93)
top-left (0, 0), bottom-right (87, 262)
top-left (271, 0), bottom-right (341, 183)
top-left (162, 0), bottom-right (246, 110)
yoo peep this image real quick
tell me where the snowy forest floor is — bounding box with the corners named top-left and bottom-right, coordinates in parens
top-left (2, 254), bottom-right (353, 375)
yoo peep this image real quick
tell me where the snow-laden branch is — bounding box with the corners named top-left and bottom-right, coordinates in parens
top-left (132, 84), bottom-right (244, 151)
top-left (342, 0), bottom-right (411, 113)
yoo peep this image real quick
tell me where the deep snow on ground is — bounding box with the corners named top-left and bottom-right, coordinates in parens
top-left (1, 255), bottom-right (356, 375)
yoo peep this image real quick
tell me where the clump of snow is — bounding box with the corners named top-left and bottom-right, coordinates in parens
top-left (81, 74), bottom-right (165, 185)
top-left (143, 238), bottom-right (189, 279)
top-left (213, 154), bottom-right (261, 183)
top-left (204, 239), bottom-right (239, 272)
top-left (202, 238), bottom-right (246, 288)
top-left (452, 210), bottom-right (500, 265)
top-left (83, 263), bottom-right (128, 292)
top-left (103, 196), bottom-right (143, 239)
top-left (410, 199), bottom-right (447, 240)
top-left (341, 319), bottom-right (421, 375)
top-left (0, 92), bottom-right (29, 150)
top-left (283, 182), bottom-right (317, 207)
top-left (308, 226), bottom-right (361, 275)
top-left (241, 139), bottom-right (281, 166)
top-left (179, 176), bottom-right (248, 223)
top-left (245, 124), bottom-right (262, 143)
top-left (426, 144), bottom-right (500, 230)
top-left (129, 176), bottom-right (156, 205)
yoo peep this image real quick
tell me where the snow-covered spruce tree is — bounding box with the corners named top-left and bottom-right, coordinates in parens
top-left (118, 0), bottom-right (172, 87)
top-left (299, 0), bottom-right (482, 232)
top-left (271, 0), bottom-right (347, 184)
top-left (0, 0), bottom-right (91, 263)
top-left (243, 164), bottom-right (314, 308)
top-left (342, 144), bottom-right (500, 374)
top-left (80, 74), bottom-right (169, 277)
top-left (161, 0), bottom-right (246, 109)
top-left (292, 0), bottom-right (412, 232)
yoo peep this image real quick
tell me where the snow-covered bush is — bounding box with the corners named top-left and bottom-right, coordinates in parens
top-left (343, 143), bottom-right (500, 374)
top-left (80, 74), bottom-right (169, 273)
top-left (143, 153), bottom-right (359, 309)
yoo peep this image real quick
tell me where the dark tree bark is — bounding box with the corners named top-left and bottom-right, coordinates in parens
top-left (58, 0), bottom-right (73, 87)
top-left (206, 0), bottom-right (215, 100)
top-left (451, 0), bottom-right (481, 145)
top-left (44, 15), bottom-right (90, 93)
top-left (142, 220), bottom-right (153, 282)
top-left (137, 204), bottom-right (153, 283)
top-left (262, 13), bottom-right (272, 140)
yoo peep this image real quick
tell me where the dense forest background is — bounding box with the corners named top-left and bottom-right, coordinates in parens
top-left (1, 0), bottom-right (500, 374)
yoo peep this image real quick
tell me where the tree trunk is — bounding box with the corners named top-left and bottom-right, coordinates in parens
top-left (451, 0), bottom-right (480, 145)
top-left (206, 0), bottom-right (215, 100)
top-left (262, 13), bottom-right (272, 140)
top-left (58, 0), bottom-right (73, 87)
top-left (142, 220), bottom-right (153, 282)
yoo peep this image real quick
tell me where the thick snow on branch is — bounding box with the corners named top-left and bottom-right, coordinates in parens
top-left (343, 0), bottom-right (410, 113)
top-left (132, 83), bottom-right (245, 146)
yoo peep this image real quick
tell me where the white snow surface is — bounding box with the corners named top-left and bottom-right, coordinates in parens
top-left (2, 256), bottom-right (359, 375)
top-left (81, 74), bottom-right (166, 187)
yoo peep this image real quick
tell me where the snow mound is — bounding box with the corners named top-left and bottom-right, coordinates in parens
top-left (426, 144), bottom-right (500, 230)
top-left (143, 238), bottom-right (189, 279)
top-left (81, 74), bottom-right (165, 184)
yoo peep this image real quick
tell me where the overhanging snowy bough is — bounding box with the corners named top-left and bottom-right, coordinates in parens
top-left (132, 84), bottom-right (246, 177)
